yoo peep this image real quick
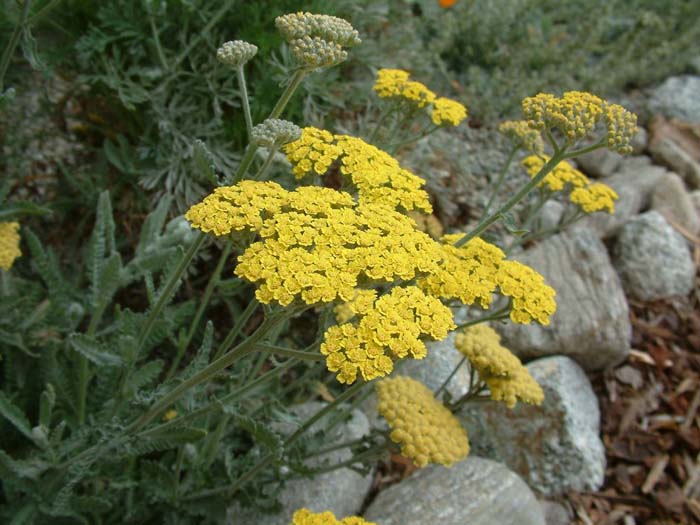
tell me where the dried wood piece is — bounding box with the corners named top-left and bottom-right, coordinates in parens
top-left (642, 454), bottom-right (669, 494)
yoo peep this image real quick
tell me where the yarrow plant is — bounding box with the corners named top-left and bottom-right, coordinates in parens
top-left (0, 10), bottom-right (640, 525)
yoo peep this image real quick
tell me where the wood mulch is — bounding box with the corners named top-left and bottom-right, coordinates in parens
top-left (568, 291), bottom-right (700, 525)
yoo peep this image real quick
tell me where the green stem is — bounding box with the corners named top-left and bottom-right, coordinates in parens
top-left (139, 358), bottom-right (298, 439)
top-left (269, 69), bottom-right (307, 120)
top-left (252, 145), bottom-right (278, 181)
top-left (202, 414), bottom-right (231, 467)
top-left (454, 301), bottom-right (512, 331)
top-left (453, 149), bottom-right (568, 248)
top-left (252, 343), bottom-right (323, 361)
top-left (367, 102), bottom-right (398, 144)
top-left (116, 232), bottom-right (206, 402)
top-left (172, 446), bottom-right (185, 501)
top-left (184, 380), bottom-right (366, 500)
top-left (127, 309), bottom-right (286, 433)
top-left (565, 140), bottom-right (606, 158)
top-left (483, 145), bottom-right (518, 217)
top-left (166, 241), bottom-right (232, 379)
top-left (212, 298), bottom-right (259, 361)
top-left (26, 0), bottom-right (61, 25)
top-left (303, 435), bottom-right (373, 459)
top-left (0, 0), bottom-right (32, 92)
top-left (228, 144), bottom-right (258, 185)
top-left (386, 124), bottom-right (438, 150)
top-left (236, 66), bottom-right (254, 137)
top-left (77, 305), bottom-right (107, 425)
top-left (434, 356), bottom-right (467, 398)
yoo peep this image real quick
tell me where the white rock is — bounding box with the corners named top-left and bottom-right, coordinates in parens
top-left (650, 137), bottom-right (700, 188)
top-left (364, 457), bottom-right (545, 525)
top-left (648, 75), bottom-right (700, 123)
top-left (651, 172), bottom-right (700, 235)
top-left (577, 148), bottom-right (622, 178)
top-left (459, 356), bottom-right (605, 495)
top-left (499, 228), bottom-right (630, 370)
top-left (612, 211), bottom-right (695, 301)
top-left (575, 155), bottom-right (666, 238)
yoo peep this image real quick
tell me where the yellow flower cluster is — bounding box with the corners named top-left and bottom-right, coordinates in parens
top-left (522, 91), bottom-right (638, 153)
top-left (522, 155), bottom-right (617, 214)
top-left (321, 286), bottom-right (456, 384)
top-left (0, 222), bottom-right (21, 271)
top-left (373, 69), bottom-right (467, 126)
top-left (498, 120), bottom-right (545, 156)
top-left (374, 69), bottom-right (435, 108)
top-left (569, 183), bottom-right (618, 214)
top-left (522, 91), bottom-right (604, 141)
top-left (376, 376), bottom-right (470, 467)
top-left (284, 127), bottom-right (432, 212)
top-left (418, 234), bottom-right (557, 325)
top-left (334, 289), bottom-right (377, 323)
top-left (454, 324), bottom-right (544, 408)
top-left (603, 103), bottom-right (638, 154)
top-left (291, 508), bottom-right (376, 525)
top-left (431, 97), bottom-right (468, 127)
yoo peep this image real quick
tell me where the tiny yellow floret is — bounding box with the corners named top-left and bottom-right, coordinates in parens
top-left (291, 508), bottom-right (377, 525)
top-left (163, 409), bottom-right (178, 422)
top-left (376, 376), bottom-right (470, 467)
top-left (454, 324), bottom-right (544, 408)
top-left (431, 97), bottom-right (468, 127)
top-left (0, 222), bottom-right (21, 271)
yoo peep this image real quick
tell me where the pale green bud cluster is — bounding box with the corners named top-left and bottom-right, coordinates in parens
top-left (276, 12), bottom-right (360, 70)
top-left (216, 40), bottom-right (258, 67)
top-left (251, 119), bottom-right (302, 148)
top-left (275, 12), bottom-right (361, 47)
top-left (290, 36), bottom-right (347, 70)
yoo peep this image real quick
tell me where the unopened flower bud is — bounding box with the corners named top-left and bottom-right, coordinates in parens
top-left (216, 40), bottom-right (258, 67)
top-left (251, 119), bottom-right (302, 148)
top-left (275, 12), bottom-right (360, 47)
top-left (290, 36), bottom-right (347, 70)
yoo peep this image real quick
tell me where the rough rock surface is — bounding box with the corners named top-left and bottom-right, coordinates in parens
top-left (648, 75), bottom-right (700, 123)
top-left (459, 356), bottom-right (606, 495)
top-left (540, 501), bottom-right (573, 525)
top-left (538, 200), bottom-right (565, 231)
top-left (612, 211), bottom-right (695, 301)
top-left (228, 403), bottom-right (372, 525)
top-left (364, 457), bottom-right (545, 525)
top-left (650, 137), bottom-right (700, 188)
top-left (577, 147), bottom-right (622, 178)
top-left (575, 155), bottom-right (666, 238)
top-left (651, 172), bottom-right (700, 235)
top-left (499, 228), bottom-right (630, 370)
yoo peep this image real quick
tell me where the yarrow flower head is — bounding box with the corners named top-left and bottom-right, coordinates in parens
top-left (291, 508), bottom-right (376, 525)
top-left (376, 376), bottom-right (470, 467)
top-left (418, 234), bottom-right (557, 325)
top-left (284, 127), bottom-right (432, 212)
top-left (603, 103), bottom-right (638, 154)
top-left (521, 91), bottom-right (638, 154)
top-left (276, 12), bottom-right (360, 70)
top-left (431, 97), bottom-right (468, 127)
top-left (454, 324), bottom-right (544, 408)
top-left (216, 40), bottom-right (258, 67)
top-left (521, 155), bottom-right (618, 214)
top-left (522, 91), bottom-right (605, 142)
top-left (0, 221), bottom-right (21, 271)
top-left (251, 119), bottom-right (302, 148)
top-left (498, 120), bottom-right (545, 156)
top-left (276, 12), bottom-right (361, 47)
top-left (321, 286), bottom-right (455, 384)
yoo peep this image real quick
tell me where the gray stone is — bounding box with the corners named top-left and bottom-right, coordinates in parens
top-left (631, 127), bottom-right (649, 155)
top-left (612, 211), bottom-right (694, 301)
top-left (650, 137), bottom-right (700, 188)
top-left (691, 190), bottom-right (700, 217)
top-left (499, 228), bottom-right (630, 370)
top-left (228, 402), bottom-right (372, 525)
top-left (364, 457), bottom-right (545, 525)
top-left (459, 356), bottom-right (605, 495)
top-left (540, 500), bottom-right (573, 525)
top-left (648, 75), bottom-right (700, 123)
top-left (577, 148), bottom-right (622, 178)
top-left (651, 172), bottom-right (700, 235)
top-left (575, 155), bottom-right (667, 238)
top-left (538, 200), bottom-right (565, 231)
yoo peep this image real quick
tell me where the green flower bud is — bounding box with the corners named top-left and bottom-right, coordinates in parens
top-left (290, 36), bottom-right (347, 70)
top-left (251, 119), bottom-right (301, 148)
top-left (275, 12), bottom-right (361, 47)
top-left (216, 40), bottom-right (258, 67)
